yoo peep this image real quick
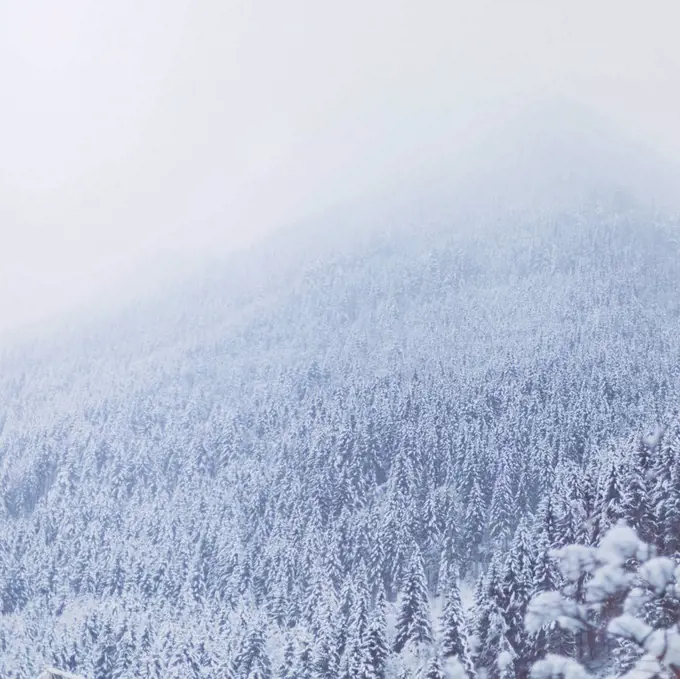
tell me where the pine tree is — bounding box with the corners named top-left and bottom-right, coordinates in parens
top-left (168, 642), bottom-right (202, 679)
top-left (294, 639), bottom-right (314, 679)
top-left (496, 638), bottom-right (517, 679)
top-left (553, 465), bottom-right (583, 548)
top-left (488, 452), bottom-right (514, 550)
top-left (278, 639), bottom-right (296, 679)
top-left (421, 489), bottom-right (442, 590)
top-left (504, 518), bottom-right (538, 677)
top-left (424, 653), bottom-right (445, 679)
top-left (441, 569), bottom-right (475, 678)
top-left (93, 622), bottom-right (117, 679)
top-left (461, 456), bottom-right (487, 570)
top-left (593, 458), bottom-right (624, 539)
top-left (485, 609), bottom-right (515, 679)
top-left (497, 552), bottom-right (529, 669)
top-left (531, 522), bottom-right (559, 596)
top-left (475, 562), bottom-right (507, 673)
top-left (334, 576), bottom-right (354, 659)
top-left (472, 561), bottom-right (498, 670)
top-left (364, 588), bottom-right (389, 679)
top-left (314, 624), bottom-right (340, 679)
top-left (529, 514), bottom-right (575, 661)
top-left (351, 566), bottom-right (371, 642)
top-left (652, 439), bottom-right (680, 555)
top-left (394, 547), bottom-right (433, 653)
top-left (111, 620), bottom-right (137, 679)
top-left (235, 628), bottom-right (272, 679)
top-left (620, 438), bottom-right (655, 544)
top-left (341, 570), bottom-right (373, 679)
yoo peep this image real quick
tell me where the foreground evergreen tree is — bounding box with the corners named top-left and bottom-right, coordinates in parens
top-left (526, 522), bottom-right (680, 679)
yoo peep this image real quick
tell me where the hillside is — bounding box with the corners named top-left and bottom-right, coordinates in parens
top-left (1, 133), bottom-right (680, 677)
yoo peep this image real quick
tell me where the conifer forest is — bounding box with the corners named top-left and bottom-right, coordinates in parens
top-left (2, 190), bottom-right (680, 679)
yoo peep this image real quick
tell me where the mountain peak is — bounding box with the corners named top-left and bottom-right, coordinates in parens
top-left (452, 98), bottom-right (680, 212)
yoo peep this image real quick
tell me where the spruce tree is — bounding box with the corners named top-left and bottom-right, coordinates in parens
top-left (364, 588), bottom-right (389, 679)
top-left (484, 608), bottom-right (515, 679)
top-left (236, 628), bottom-right (272, 679)
top-left (472, 564), bottom-right (492, 668)
top-left (278, 639), bottom-right (296, 679)
top-left (424, 653), bottom-right (445, 679)
top-left (488, 452), bottom-right (514, 550)
top-left (620, 439), bottom-right (655, 543)
top-left (394, 547), bottom-right (433, 653)
top-left (351, 565), bottom-right (371, 642)
top-left (474, 563), bottom-right (505, 673)
top-left (461, 458), bottom-right (487, 570)
top-left (294, 639), bottom-right (314, 679)
top-left (441, 569), bottom-right (475, 678)
top-left (593, 459), bottom-right (624, 539)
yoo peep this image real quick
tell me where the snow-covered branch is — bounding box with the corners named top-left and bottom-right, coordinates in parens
top-left (526, 522), bottom-right (680, 679)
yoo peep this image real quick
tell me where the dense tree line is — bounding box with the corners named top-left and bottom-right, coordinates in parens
top-left (0, 197), bottom-right (679, 677)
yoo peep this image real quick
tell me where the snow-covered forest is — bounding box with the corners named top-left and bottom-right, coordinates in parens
top-left (1, 192), bottom-right (680, 678)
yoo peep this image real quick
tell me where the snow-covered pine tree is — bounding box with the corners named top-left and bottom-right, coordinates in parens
top-left (461, 454), bottom-right (487, 571)
top-left (293, 639), bottom-right (314, 679)
top-left (424, 653), bottom-right (446, 679)
top-left (620, 437), bottom-right (656, 544)
top-left (529, 515), bottom-right (575, 661)
top-left (526, 522), bottom-right (680, 679)
top-left (278, 639), bottom-right (296, 679)
top-left (441, 567), bottom-right (475, 678)
top-left (473, 559), bottom-right (501, 671)
top-left (484, 608), bottom-right (516, 679)
top-left (363, 588), bottom-right (389, 679)
top-left (394, 546), bottom-right (433, 653)
top-left (234, 628), bottom-right (272, 679)
top-left (488, 450), bottom-right (515, 551)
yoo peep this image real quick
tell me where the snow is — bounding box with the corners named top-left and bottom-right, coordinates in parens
top-left (638, 557), bottom-right (676, 595)
top-left (607, 614), bottom-right (653, 643)
top-left (525, 592), bottom-right (564, 634)
top-left (596, 524), bottom-right (649, 565)
top-left (643, 628), bottom-right (680, 670)
top-left (619, 656), bottom-right (663, 679)
top-left (550, 545), bottom-right (598, 582)
top-left (497, 650), bottom-right (515, 671)
top-left (525, 591), bottom-right (589, 635)
top-left (623, 587), bottom-right (650, 617)
top-left (527, 522), bottom-right (680, 679)
top-left (642, 424), bottom-right (665, 451)
top-left (585, 563), bottom-right (633, 604)
top-left (530, 654), bottom-right (591, 679)
top-left (40, 668), bottom-right (86, 679)
top-left (443, 656), bottom-right (469, 679)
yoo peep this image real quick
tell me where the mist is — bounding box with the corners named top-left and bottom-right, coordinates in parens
top-left (1, 0), bottom-right (679, 333)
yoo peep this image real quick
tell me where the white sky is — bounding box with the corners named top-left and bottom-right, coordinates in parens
top-left (1, 0), bottom-right (680, 333)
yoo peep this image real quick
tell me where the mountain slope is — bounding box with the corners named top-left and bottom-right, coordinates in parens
top-left (1, 120), bottom-right (680, 676)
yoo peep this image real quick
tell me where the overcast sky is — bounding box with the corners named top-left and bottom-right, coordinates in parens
top-left (1, 0), bottom-right (680, 333)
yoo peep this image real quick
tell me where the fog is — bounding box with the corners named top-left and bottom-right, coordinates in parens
top-left (1, 0), bottom-right (679, 333)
